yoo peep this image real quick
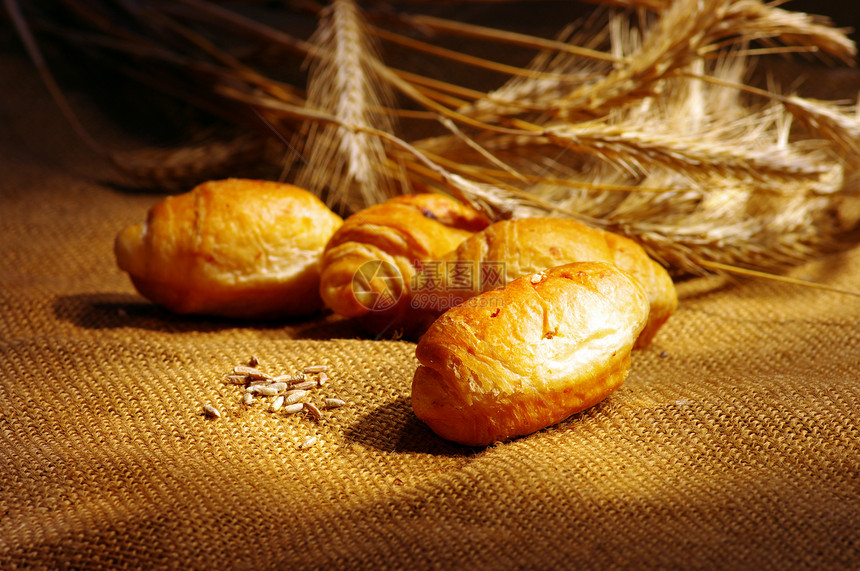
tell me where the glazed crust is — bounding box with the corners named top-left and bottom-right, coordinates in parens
top-left (442, 217), bottom-right (677, 347)
top-left (412, 262), bottom-right (649, 447)
top-left (319, 193), bottom-right (490, 336)
top-left (114, 178), bottom-right (343, 318)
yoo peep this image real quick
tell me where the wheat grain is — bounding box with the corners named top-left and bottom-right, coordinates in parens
top-left (203, 404), bottom-right (221, 418)
top-left (233, 366), bottom-right (271, 380)
top-left (299, 436), bottom-right (318, 450)
top-left (290, 380), bottom-right (318, 392)
top-left (303, 402), bottom-right (323, 421)
top-left (284, 390), bottom-right (309, 406)
top-left (256, 386), bottom-right (281, 397)
top-left (273, 373), bottom-right (305, 384)
top-left (283, 403), bottom-right (305, 415)
top-left (302, 365), bottom-right (329, 374)
top-left (269, 396), bottom-right (285, 413)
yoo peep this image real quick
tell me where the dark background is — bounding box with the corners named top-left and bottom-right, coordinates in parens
top-left (794, 1), bottom-right (859, 42)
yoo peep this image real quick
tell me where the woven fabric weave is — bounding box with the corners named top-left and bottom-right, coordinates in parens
top-left (1, 38), bottom-right (859, 570)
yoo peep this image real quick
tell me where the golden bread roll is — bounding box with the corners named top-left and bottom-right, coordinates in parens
top-left (319, 193), bottom-right (490, 336)
top-left (412, 262), bottom-right (650, 447)
top-left (439, 217), bottom-right (676, 348)
top-left (114, 178), bottom-right (343, 318)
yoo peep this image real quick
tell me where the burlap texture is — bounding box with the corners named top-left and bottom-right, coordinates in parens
top-left (1, 29), bottom-right (859, 570)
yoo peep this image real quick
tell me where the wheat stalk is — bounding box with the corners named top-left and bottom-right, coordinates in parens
top-left (541, 119), bottom-right (829, 186)
top-left (8, 0), bottom-right (860, 281)
top-left (288, 0), bottom-right (397, 210)
top-left (580, 0), bottom-right (856, 62)
top-left (548, 0), bottom-right (733, 119)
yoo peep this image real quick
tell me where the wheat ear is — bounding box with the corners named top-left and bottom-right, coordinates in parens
top-left (292, 0), bottom-right (396, 211)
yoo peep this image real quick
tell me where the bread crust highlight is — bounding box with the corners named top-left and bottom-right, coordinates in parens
top-left (412, 262), bottom-right (649, 447)
top-left (114, 178), bottom-right (343, 318)
top-left (442, 217), bottom-right (677, 347)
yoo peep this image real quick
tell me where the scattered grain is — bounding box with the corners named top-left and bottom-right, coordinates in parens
top-left (203, 404), bottom-right (221, 418)
top-left (284, 390), bottom-right (308, 405)
top-left (303, 365), bottom-right (329, 374)
top-left (233, 365), bottom-right (271, 380)
top-left (290, 380), bottom-right (317, 391)
top-left (299, 436), bottom-right (317, 450)
top-left (283, 403), bottom-right (304, 414)
top-left (303, 402), bottom-right (322, 421)
top-left (269, 395), bottom-right (285, 412)
top-left (325, 398), bottom-right (346, 409)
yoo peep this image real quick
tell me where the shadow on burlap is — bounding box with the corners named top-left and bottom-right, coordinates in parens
top-left (1, 24), bottom-right (859, 571)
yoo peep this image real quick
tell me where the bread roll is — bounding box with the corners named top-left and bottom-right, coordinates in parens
top-left (319, 193), bottom-right (490, 337)
top-left (114, 178), bottom-right (343, 318)
top-left (440, 217), bottom-right (676, 348)
top-left (412, 262), bottom-right (649, 447)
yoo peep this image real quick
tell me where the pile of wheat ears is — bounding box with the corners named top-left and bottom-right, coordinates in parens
top-left (7, 0), bottom-right (860, 282)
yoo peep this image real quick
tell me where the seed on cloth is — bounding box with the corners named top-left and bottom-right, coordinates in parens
top-left (269, 395), bottom-right (285, 412)
top-left (325, 398), bottom-right (346, 409)
top-left (233, 366), bottom-right (271, 380)
top-left (203, 404), bottom-right (221, 418)
top-left (242, 393), bottom-right (255, 406)
top-left (283, 403), bottom-right (304, 414)
top-left (303, 402), bottom-right (322, 421)
top-left (290, 380), bottom-right (317, 391)
top-left (299, 436), bottom-right (318, 450)
top-left (257, 386), bottom-right (281, 397)
top-left (284, 390), bottom-right (308, 405)
top-left (302, 365), bottom-right (328, 374)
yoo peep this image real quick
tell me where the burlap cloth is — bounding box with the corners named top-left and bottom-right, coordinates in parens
top-left (2, 22), bottom-right (860, 570)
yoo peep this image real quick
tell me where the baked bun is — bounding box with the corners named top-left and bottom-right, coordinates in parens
top-left (114, 178), bottom-right (343, 318)
top-left (319, 193), bottom-right (490, 337)
top-left (441, 217), bottom-right (676, 347)
top-left (412, 262), bottom-right (649, 447)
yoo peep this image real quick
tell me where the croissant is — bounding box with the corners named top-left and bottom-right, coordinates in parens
top-left (435, 217), bottom-right (676, 348)
top-left (114, 178), bottom-right (343, 318)
top-left (412, 262), bottom-right (650, 447)
top-left (319, 193), bottom-right (490, 337)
